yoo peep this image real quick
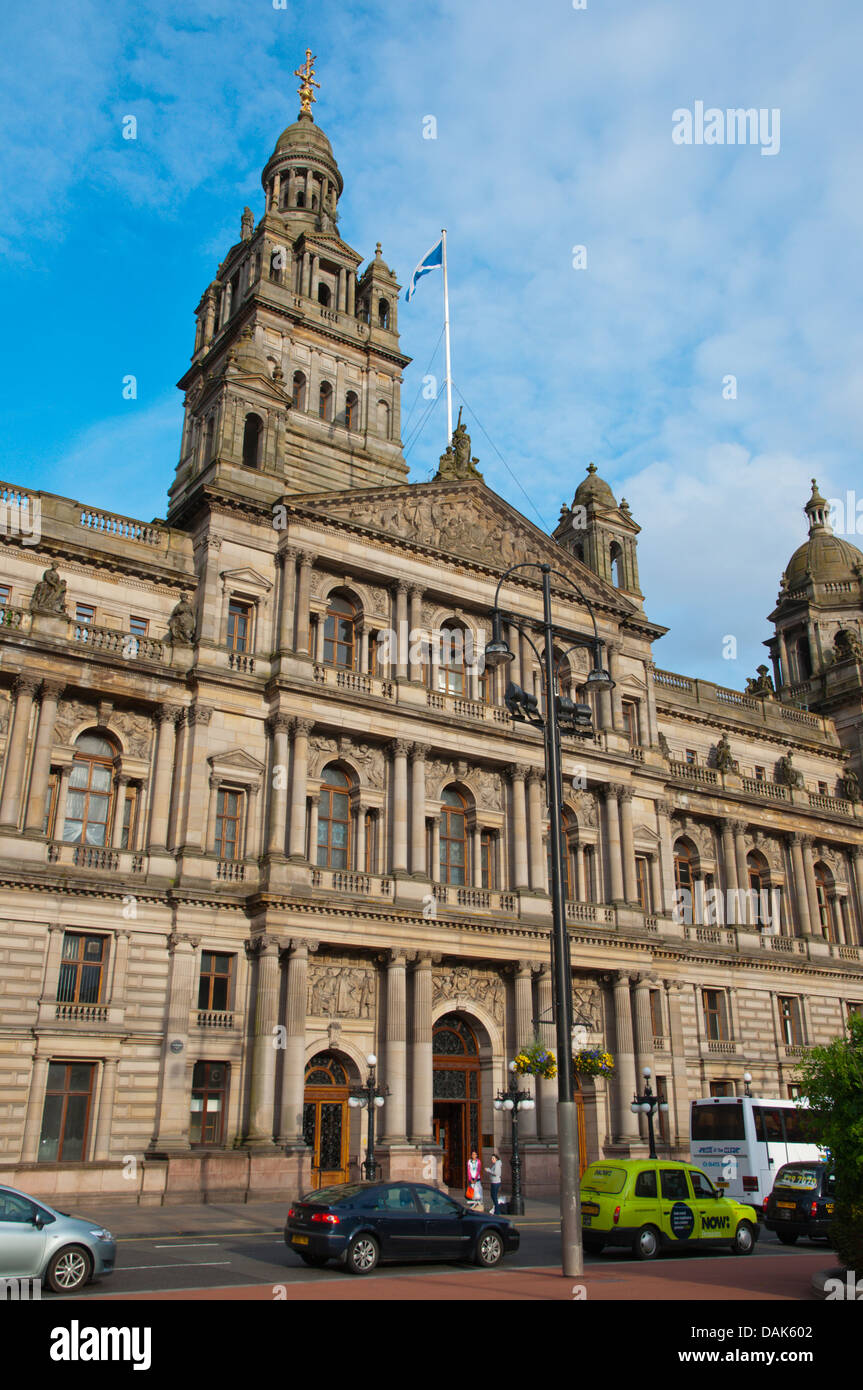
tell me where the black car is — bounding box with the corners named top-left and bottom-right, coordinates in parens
top-left (285, 1180), bottom-right (520, 1275)
top-left (763, 1161), bottom-right (835, 1244)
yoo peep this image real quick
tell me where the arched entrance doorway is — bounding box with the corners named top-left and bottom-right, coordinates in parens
top-left (432, 1014), bottom-right (482, 1189)
top-left (303, 1052), bottom-right (350, 1189)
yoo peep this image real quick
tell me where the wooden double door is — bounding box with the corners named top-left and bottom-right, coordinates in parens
top-left (433, 1014), bottom-right (482, 1190)
top-left (303, 1052), bottom-right (350, 1189)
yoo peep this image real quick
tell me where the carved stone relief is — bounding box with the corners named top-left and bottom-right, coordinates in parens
top-left (54, 700), bottom-right (98, 746)
top-left (307, 962), bottom-right (376, 1018)
top-left (570, 789), bottom-right (598, 827)
top-left (433, 964), bottom-right (504, 1023)
top-left (112, 711), bottom-right (153, 758)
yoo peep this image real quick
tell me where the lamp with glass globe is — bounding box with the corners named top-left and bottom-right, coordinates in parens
top-left (630, 1067), bottom-right (669, 1160)
top-left (493, 1060), bottom-right (536, 1215)
top-left (348, 1052), bottom-right (389, 1180)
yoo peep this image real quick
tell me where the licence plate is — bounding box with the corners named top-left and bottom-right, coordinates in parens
top-left (582, 1215), bottom-right (592, 1226)
top-left (581, 1202), bottom-right (600, 1216)
top-left (776, 1201), bottom-right (797, 1210)
top-left (826, 1203), bottom-right (834, 1216)
top-left (292, 1235), bottom-right (309, 1246)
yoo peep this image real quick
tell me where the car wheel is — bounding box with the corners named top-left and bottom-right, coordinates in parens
top-left (582, 1236), bottom-right (605, 1255)
top-left (777, 1232), bottom-right (798, 1246)
top-left (46, 1245), bottom-right (92, 1294)
top-left (633, 1225), bottom-right (660, 1261)
top-left (475, 1229), bottom-right (504, 1268)
top-left (731, 1221), bottom-right (756, 1256)
top-left (345, 1234), bottom-right (379, 1275)
top-left (298, 1252), bottom-right (330, 1267)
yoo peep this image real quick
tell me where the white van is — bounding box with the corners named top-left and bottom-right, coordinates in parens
top-left (689, 1096), bottom-right (825, 1207)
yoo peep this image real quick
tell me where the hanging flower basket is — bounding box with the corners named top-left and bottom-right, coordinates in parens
top-left (574, 1048), bottom-right (615, 1077)
top-left (514, 1041), bottom-right (557, 1079)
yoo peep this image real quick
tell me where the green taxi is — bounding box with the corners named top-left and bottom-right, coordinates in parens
top-left (579, 1159), bottom-right (760, 1260)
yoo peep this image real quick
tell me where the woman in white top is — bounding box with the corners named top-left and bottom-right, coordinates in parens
top-left (466, 1150), bottom-right (482, 1208)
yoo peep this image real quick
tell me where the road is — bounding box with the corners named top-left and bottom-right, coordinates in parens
top-left (64, 1221), bottom-right (827, 1300)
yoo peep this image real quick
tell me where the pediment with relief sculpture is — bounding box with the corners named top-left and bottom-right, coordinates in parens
top-left (299, 479), bottom-right (634, 615)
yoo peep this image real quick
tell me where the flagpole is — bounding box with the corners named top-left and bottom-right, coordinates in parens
top-left (442, 227), bottom-right (453, 444)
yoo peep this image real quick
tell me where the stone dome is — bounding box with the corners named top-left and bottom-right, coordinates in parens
top-left (270, 115), bottom-right (343, 194)
top-left (573, 462), bottom-right (617, 510)
top-left (783, 479), bottom-right (863, 588)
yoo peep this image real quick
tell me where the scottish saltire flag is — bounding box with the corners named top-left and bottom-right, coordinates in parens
top-left (405, 237), bottom-right (443, 301)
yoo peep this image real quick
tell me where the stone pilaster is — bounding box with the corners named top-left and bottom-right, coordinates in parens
top-left (390, 740), bottom-right (410, 874)
top-left (151, 932), bottom-right (199, 1151)
top-left (288, 718), bottom-right (313, 859)
top-left (410, 743), bottom-right (428, 875)
top-left (0, 675), bottom-right (39, 829)
top-left (277, 547), bottom-right (298, 652)
top-left (278, 939), bottom-right (312, 1147)
top-left (23, 680), bottom-right (64, 834)
top-left (618, 786), bottom-right (638, 904)
top-left (514, 962), bottom-right (538, 1140)
top-left (295, 553), bottom-right (314, 655)
top-left (509, 765), bottom-right (530, 889)
top-left (602, 784), bottom-right (625, 903)
top-left (382, 949), bottom-right (408, 1143)
top-left (93, 1058), bottom-right (120, 1161)
top-left (527, 769), bottom-right (545, 891)
top-left (611, 972), bottom-right (640, 1143)
top-left (148, 704), bottom-right (183, 852)
top-left (410, 954), bottom-right (433, 1143)
top-left (266, 713), bottom-right (291, 857)
top-left (245, 936), bottom-right (282, 1146)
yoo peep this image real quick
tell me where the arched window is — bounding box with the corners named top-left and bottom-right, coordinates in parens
top-left (317, 283), bottom-right (331, 307)
top-left (323, 592), bottom-right (357, 669)
top-left (203, 416), bottom-right (215, 463)
top-left (319, 381), bottom-right (333, 422)
top-left (378, 298), bottom-right (390, 329)
top-left (437, 622), bottom-right (466, 696)
top-left (318, 766), bottom-right (351, 869)
top-left (376, 399), bottom-right (390, 439)
top-left (63, 733), bottom-right (116, 846)
top-left (296, 188), bottom-right (306, 208)
top-left (610, 542), bottom-right (624, 587)
top-left (292, 372), bottom-right (307, 412)
top-left (440, 787), bottom-right (467, 886)
top-left (345, 392), bottom-right (358, 431)
top-left (814, 863), bottom-right (836, 941)
top-left (480, 829), bottom-right (495, 889)
top-left (548, 809), bottom-right (577, 899)
top-left (242, 412), bottom-right (263, 469)
top-left (674, 840), bottom-right (694, 893)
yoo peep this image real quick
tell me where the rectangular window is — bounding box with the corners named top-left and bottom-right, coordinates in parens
top-left (368, 632), bottom-right (379, 677)
top-left (702, 988), bottom-right (727, 1041)
top-left (75, 603), bottom-right (95, 625)
top-left (43, 771), bottom-right (59, 838)
top-left (622, 700), bottom-right (640, 746)
top-left (38, 1062), bottom-right (95, 1162)
top-left (190, 1061), bottom-right (229, 1146)
top-left (198, 953), bottom-right (233, 1011)
top-left (685, 749), bottom-right (697, 766)
top-left (778, 996), bottom-right (802, 1046)
top-left (709, 1080), bottom-right (734, 1097)
top-left (754, 766), bottom-right (766, 782)
top-left (481, 831), bottom-right (495, 890)
top-left (635, 856), bottom-right (650, 913)
top-left (129, 616), bottom-right (149, 637)
top-left (0, 584), bottom-right (10, 605)
top-left (120, 786), bottom-right (138, 851)
top-left (818, 781), bottom-right (828, 796)
top-left (215, 788), bottom-right (242, 860)
top-left (57, 933), bottom-right (107, 1005)
top-left (649, 989), bottom-right (663, 1038)
top-left (787, 1084), bottom-right (803, 1102)
top-left (227, 599), bottom-right (253, 653)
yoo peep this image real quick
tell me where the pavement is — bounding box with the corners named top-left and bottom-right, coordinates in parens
top-left (61, 1195), bottom-right (564, 1239)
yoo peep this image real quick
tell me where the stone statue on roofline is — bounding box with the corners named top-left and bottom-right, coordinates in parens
top-left (167, 592), bottom-right (196, 644)
top-left (435, 407), bottom-right (483, 481)
top-left (842, 760), bottom-right (860, 803)
top-left (713, 731), bottom-right (737, 773)
top-left (745, 664), bottom-right (774, 697)
top-left (775, 748), bottom-right (805, 790)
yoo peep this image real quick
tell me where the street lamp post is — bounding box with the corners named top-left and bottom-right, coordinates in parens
top-left (484, 561), bottom-right (614, 1278)
top-left (494, 1061), bottom-right (536, 1215)
top-left (348, 1053), bottom-right (387, 1181)
top-left (630, 1067), bottom-right (669, 1160)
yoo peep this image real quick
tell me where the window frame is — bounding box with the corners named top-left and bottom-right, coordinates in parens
top-left (57, 933), bottom-right (108, 1005)
top-left (227, 597), bottom-right (254, 654)
top-left (198, 952), bottom-right (234, 1012)
top-left (215, 786), bottom-right (244, 861)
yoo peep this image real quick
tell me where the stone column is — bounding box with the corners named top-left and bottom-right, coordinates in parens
top-left (177, 706), bottom-right (213, 852)
top-left (148, 704), bottom-right (182, 852)
top-left (507, 623), bottom-right (522, 687)
top-left (535, 966), bottom-right (557, 1141)
top-left (337, 266), bottom-right (346, 312)
top-left (41, 924), bottom-right (66, 1004)
top-left (295, 553), bottom-right (314, 655)
top-left (394, 583), bottom-right (408, 679)
top-left (279, 940), bottom-right (310, 1146)
top-left (0, 674), bottom-right (39, 829)
top-left (732, 819), bottom-right (749, 899)
top-left (632, 973), bottom-right (656, 1095)
top-left (777, 629), bottom-right (791, 687)
top-left (603, 784), bottom-right (625, 903)
top-left (23, 680), bottom-right (64, 834)
top-left (246, 936), bottom-right (281, 1145)
top-left (347, 273), bottom-right (356, 316)
top-left (801, 836), bottom-right (822, 935)
top-left (53, 765), bottom-right (73, 843)
top-left (526, 769), bottom-right (546, 890)
top-left (266, 714), bottom-right (291, 857)
top-left (789, 833), bottom-right (813, 936)
top-left (277, 548), bottom-right (298, 653)
top-left (509, 766), bottom-right (530, 889)
top-left (656, 799), bottom-right (677, 915)
top-left (472, 825), bottom-right (483, 888)
top-left (430, 817), bottom-right (441, 880)
top-left (383, 950), bottom-right (408, 1143)
top-left (390, 740), bottom-right (409, 874)
top-left (152, 933), bottom-right (198, 1149)
top-left (285, 719), bottom-right (312, 859)
top-left (718, 817), bottom-right (739, 897)
top-left (612, 972), bottom-right (641, 1143)
top-left (307, 795), bottom-right (320, 866)
top-left (408, 586), bottom-right (423, 681)
top-left (644, 662), bottom-right (660, 746)
top-left (575, 844), bottom-right (587, 901)
top-left (619, 787), bottom-right (638, 904)
top-left (109, 930), bottom-right (132, 1008)
top-left (410, 743), bottom-right (427, 875)
top-left (20, 1054), bottom-right (51, 1163)
top-left (410, 954), bottom-right (433, 1143)
top-left (514, 963), bottom-right (538, 1139)
top-left (608, 643), bottom-right (623, 730)
top-left (850, 849), bottom-right (863, 946)
top-left (110, 776), bottom-right (130, 850)
top-left (93, 1057), bottom-right (119, 1161)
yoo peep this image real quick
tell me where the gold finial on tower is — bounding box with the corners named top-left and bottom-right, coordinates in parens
top-left (294, 48), bottom-right (320, 118)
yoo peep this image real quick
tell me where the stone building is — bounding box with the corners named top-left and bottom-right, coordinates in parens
top-left (1, 89), bottom-right (862, 1206)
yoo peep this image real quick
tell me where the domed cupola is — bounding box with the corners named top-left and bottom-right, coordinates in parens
top-left (781, 478), bottom-right (863, 593)
top-left (553, 462), bottom-right (643, 604)
top-left (260, 50), bottom-right (344, 234)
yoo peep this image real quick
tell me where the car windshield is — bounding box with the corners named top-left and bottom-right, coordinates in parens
top-left (300, 1184), bottom-right (368, 1205)
top-left (581, 1166), bottom-right (627, 1194)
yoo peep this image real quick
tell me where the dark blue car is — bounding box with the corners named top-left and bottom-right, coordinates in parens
top-left (285, 1181), bottom-right (520, 1275)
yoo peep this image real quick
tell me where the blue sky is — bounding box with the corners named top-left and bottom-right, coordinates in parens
top-left (2, 0), bottom-right (862, 685)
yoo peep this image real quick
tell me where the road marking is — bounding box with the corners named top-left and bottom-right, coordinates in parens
top-left (120, 1261), bottom-right (232, 1271)
top-left (154, 1242), bottom-right (220, 1248)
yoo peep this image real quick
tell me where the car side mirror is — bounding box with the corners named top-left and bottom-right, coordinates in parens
top-left (31, 1214), bottom-right (44, 1229)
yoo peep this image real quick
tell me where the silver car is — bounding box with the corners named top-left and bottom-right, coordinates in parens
top-left (0, 1184), bottom-right (116, 1294)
